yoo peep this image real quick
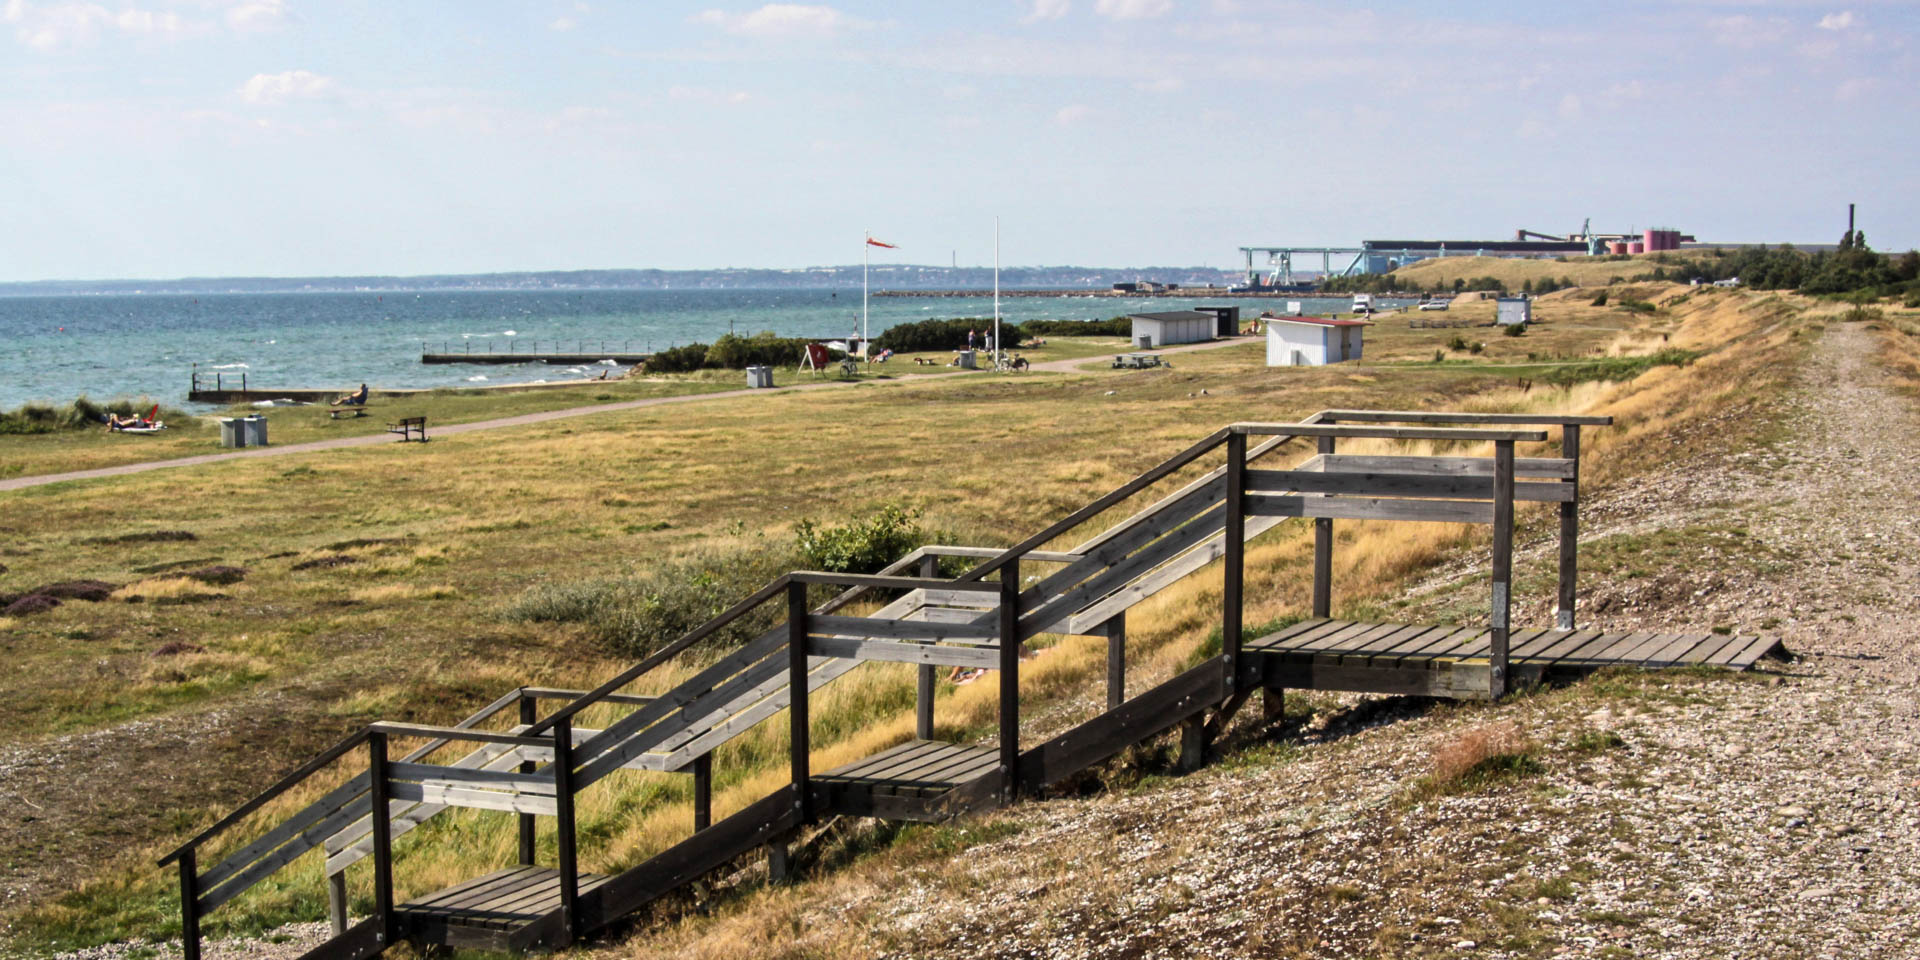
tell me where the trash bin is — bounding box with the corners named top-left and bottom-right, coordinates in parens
top-left (242, 414), bottom-right (268, 447)
top-left (957, 350), bottom-right (977, 370)
top-left (746, 365), bottom-right (773, 388)
top-left (220, 417), bottom-right (245, 448)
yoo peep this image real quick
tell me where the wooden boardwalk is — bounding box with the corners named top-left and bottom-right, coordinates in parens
top-left (1248, 619), bottom-right (1783, 699)
top-left (162, 410), bottom-right (1794, 960)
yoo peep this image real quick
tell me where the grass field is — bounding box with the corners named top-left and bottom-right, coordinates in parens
top-left (0, 285), bottom-right (1819, 955)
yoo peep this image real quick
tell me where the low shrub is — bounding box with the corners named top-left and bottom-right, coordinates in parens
top-left (1616, 299), bottom-right (1658, 314)
top-left (1541, 348), bottom-right (1700, 386)
top-left (184, 566), bottom-right (248, 586)
top-left (1589, 292), bottom-right (1608, 307)
top-left (1503, 322), bottom-right (1527, 337)
top-left (646, 342), bottom-right (711, 373)
top-left (794, 504), bottom-right (953, 575)
top-left (873, 318), bottom-right (1023, 354)
top-left (3, 594), bottom-right (60, 616)
top-left (1445, 334), bottom-right (1470, 352)
top-left (0, 397), bottom-right (188, 435)
top-left (1022, 317), bottom-right (1131, 337)
top-left (705, 333), bottom-right (842, 369)
top-left (1412, 722), bottom-right (1542, 799)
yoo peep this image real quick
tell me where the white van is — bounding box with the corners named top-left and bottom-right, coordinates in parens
top-left (1350, 294), bottom-right (1374, 315)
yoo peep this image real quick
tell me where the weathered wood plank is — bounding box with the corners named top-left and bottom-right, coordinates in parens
top-left (1315, 409), bottom-right (1613, 427)
top-left (810, 614), bottom-right (999, 644)
top-left (578, 786), bottom-right (803, 932)
top-left (1244, 469), bottom-right (1574, 503)
top-left (808, 636), bottom-right (1002, 668)
top-left (1018, 657), bottom-right (1226, 789)
top-left (1316, 454), bottom-right (1575, 480)
top-left (1064, 515), bottom-right (1288, 635)
top-left (1244, 494), bottom-right (1496, 525)
top-left (195, 772), bottom-right (369, 900)
top-left (387, 781), bottom-right (557, 817)
top-left (386, 763), bottom-right (555, 794)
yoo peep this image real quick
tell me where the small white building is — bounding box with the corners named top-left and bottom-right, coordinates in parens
top-left (1127, 311), bottom-right (1216, 349)
top-left (1265, 316), bottom-right (1367, 366)
top-left (1496, 297), bottom-right (1533, 326)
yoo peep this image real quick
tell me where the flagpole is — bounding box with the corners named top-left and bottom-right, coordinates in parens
top-left (993, 216), bottom-right (1001, 371)
top-left (862, 229), bottom-right (870, 355)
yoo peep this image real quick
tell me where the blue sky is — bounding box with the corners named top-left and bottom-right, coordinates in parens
top-left (2, 1), bottom-right (1914, 281)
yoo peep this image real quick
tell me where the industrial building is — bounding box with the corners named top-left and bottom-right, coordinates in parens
top-left (1127, 311), bottom-right (1219, 348)
top-left (1265, 316), bottom-right (1367, 367)
top-left (1239, 221), bottom-right (1699, 288)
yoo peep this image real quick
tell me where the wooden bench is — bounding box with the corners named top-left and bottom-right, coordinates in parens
top-left (387, 416), bottom-right (427, 442)
top-left (328, 406), bottom-right (374, 420)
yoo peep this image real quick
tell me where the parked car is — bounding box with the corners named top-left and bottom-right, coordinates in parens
top-left (1418, 299), bottom-right (1452, 311)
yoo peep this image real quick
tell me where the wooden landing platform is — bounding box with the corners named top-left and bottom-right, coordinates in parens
top-left (813, 740), bottom-right (1002, 822)
top-left (398, 865), bottom-right (610, 952)
top-left (1246, 619), bottom-right (1784, 700)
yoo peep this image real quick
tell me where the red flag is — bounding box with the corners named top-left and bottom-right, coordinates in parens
top-left (865, 237), bottom-right (897, 248)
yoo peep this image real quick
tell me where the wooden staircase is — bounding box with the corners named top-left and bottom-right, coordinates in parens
top-left (158, 409), bottom-right (1784, 960)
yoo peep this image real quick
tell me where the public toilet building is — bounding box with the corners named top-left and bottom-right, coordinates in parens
top-left (1496, 297), bottom-right (1533, 326)
top-left (1128, 311), bottom-right (1217, 349)
top-left (1265, 316), bottom-right (1368, 366)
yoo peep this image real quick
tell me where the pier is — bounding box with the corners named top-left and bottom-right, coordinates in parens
top-left (419, 339), bottom-right (652, 366)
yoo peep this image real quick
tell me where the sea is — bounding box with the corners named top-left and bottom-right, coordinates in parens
top-left (0, 288), bottom-right (1401, 409)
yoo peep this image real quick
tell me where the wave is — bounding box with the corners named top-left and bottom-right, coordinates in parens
top-left (210, 362), bottom-right (249, 369)
top-left (465, 375), bottom-right (488, 382)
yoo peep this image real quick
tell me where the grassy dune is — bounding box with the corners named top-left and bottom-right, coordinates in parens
top-left (1387, 252), bottom-right (1707, 291)
top-left (0, 285), bottom-right (1816, 954)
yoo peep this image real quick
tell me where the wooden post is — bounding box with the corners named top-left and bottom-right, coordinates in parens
top-left (553, 717), bottom-right (579, 945)
top-left (368, 732), bottom-right (395, 949)
top-left (916, 553), bottom-right (938, 740)
top-left (1262, 685), bottom-right (1286, 724)
top-left (517, 695), bottom-right (537, 866)
top-left (1313, 436), bottom-right (1335, 618)
top-left (1223, 431), bottom-right (1246, 695)
top-left (767, 833), bottom-right (793, 884)
top-left (691, 753), bottom-right (713, 832)
top-left (177, 847), bottom-right (201, 960)
top-left (1177, 716), bottom-right (1205, 772)
top-left (1556, 425), bottom-right (1582, 630)
top-left (998, 558), bottom-right (1021, 801)
top-left (326, 870), bottom-right (348, 936)
top-left (788, 581), bottom-right (812, 823)
top-left (1104, 613), bottom-right (1127, 710)
top-left (1491, 439), bottom-right (1516, 698)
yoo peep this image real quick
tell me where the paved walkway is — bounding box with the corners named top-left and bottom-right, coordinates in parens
top-left (0, 337), bottom-right (1257, 493)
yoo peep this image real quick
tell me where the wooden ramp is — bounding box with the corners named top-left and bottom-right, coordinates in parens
top-left (1248, 619), bottom-right (1784, 700)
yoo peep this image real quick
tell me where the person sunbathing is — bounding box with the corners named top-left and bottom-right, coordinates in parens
top-left (330, 383), bottom-right (369, 406)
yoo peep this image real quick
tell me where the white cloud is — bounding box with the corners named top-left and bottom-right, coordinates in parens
top-left (1094, 0), bottom-right (1171, 20)
top-left (1055, 103), bottom-right (1089, 124)
top-left (1134, 74), bottom-right (1181, 93)
top-left (1707, 14), bottom-right (1789, 49)
top-left (115, 8), bottom-right (183, 33)
top-left (550, 16), bottom-right (576, 31)
top-left (1556, 93), bottom-right (1582, 119)
top-left (1816, 11), bottom-right (1854, 31)
top-left (1835, 76), bottom-right (1874, 100)
top-left (238, 69), bottom-right (335, 105)
top-left (1022, 0), bottom-right (1068, 23)
top-left (226, 0), bottom-right (290, 32)
top-left (692, 4), bottom-right (866, 37)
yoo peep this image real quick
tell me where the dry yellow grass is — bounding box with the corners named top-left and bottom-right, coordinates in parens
top-left (1389, 253), bottom-right (1681, 290)
top-left (108, 576), bottom-right (231, 603)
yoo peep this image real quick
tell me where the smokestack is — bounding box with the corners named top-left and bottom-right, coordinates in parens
top-left (1849, 203), bottom-right (1855, 236)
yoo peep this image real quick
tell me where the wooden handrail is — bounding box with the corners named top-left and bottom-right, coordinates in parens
top-left (1319, 409), bottom-right (1614, 427)
top-left (158, 727), bottom-right (370, 867)
top-left (1231, 423), bottom-right (1550, 442)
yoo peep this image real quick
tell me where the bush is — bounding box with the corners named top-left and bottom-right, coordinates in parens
top-left (1022, 317), bottom-right (1132, 337)
top-left (646, 342), bottom-right (711, 373)
top-left (1589, 292), bottom-right (1609, 307)
top-left (1445, 334), bottom-right (1470, 352)
top-left (1502, 322), bottom-right (1527, 337)
top-left (873, 318), bottom-right (1023, 354)
top-left (794, 504), bottom-right (946, 575)
top-left (1905, 293), bottom-right (1920, 309)
top-left (705, 333), bottom-right (841, 370)
top-left (1616, 299), bottom-right (1657, 314)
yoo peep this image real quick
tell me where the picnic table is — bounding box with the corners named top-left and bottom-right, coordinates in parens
top-left (386, 416), bottom-right (427, 442)
top-left (1112, 353), bottom-right (1168, 369)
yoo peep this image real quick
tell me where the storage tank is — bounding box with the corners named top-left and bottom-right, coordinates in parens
top-left (1610, 242), bottom-right (1629, 255)
top-left (1628, 242), bottom-right (1645, 254)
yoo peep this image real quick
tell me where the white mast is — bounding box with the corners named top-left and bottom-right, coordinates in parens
top-left (862, 228), bottom-right (869, 354)
top-left (993, 216), bottom-right (1001, 370)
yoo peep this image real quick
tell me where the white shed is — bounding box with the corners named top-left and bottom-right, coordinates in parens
top-left (1496, 297), bottom-right (1533, 326)
top-left (1265, 316), bottom-right (1367, 366)
top-left (1127, 311), bottom-right (1216, 349)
